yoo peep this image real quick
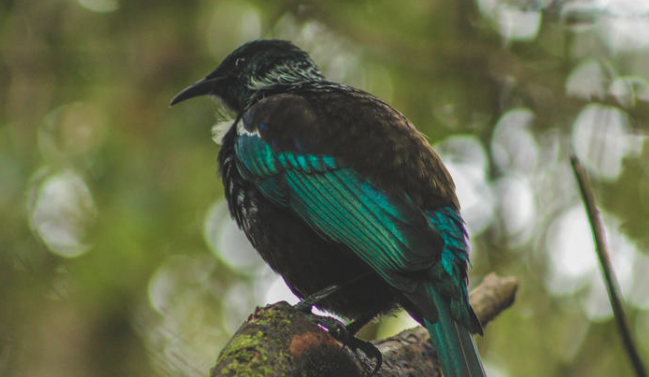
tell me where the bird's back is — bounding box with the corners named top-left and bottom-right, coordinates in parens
top-left (218, 84), bottom-right (472, 324)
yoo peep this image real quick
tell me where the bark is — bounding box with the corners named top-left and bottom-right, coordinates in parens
top-left (211, 273), bottom-right (518, 377)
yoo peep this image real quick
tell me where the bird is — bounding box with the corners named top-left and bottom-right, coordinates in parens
top-left (171, 39), bottom-right (485, 377)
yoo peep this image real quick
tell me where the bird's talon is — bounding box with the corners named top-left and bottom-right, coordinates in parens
top-left (306, 314), bottom-right (382, 376)
top-left (348, 337), bottom-right (382, 376)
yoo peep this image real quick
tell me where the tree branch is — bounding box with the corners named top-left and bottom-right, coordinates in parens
top-left (570, 155), bottom-right (647, 377)
top-left (211, 273), bottom-right (518, 377)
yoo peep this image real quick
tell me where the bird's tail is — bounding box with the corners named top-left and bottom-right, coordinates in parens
top-left (425, 287), bottom-right (486, 377)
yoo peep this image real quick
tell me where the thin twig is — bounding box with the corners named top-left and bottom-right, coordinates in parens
top-left (570, 155), bottom-right (647, 377)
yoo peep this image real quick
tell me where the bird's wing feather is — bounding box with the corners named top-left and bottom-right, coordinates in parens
top-left (235, 132), bottom-right (442, 292)
top-left (232, 94), bottom-right (445, 293)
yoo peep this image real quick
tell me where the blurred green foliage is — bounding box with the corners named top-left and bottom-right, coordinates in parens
top-left (2, 0), bottom-right (649, 376)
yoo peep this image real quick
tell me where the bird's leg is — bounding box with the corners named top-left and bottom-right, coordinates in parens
top-left (295, 271), bottom-right (375, 313)
top-left (345, 314), bottom-right (374, 335)
top-left (294, 284), bottom-right (340, 313)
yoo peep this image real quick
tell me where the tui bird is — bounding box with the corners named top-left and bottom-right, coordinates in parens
top-left (171, 40), bottom-right (486, 377)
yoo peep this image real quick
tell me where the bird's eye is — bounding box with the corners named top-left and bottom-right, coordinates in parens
top-left (235, 57), bottom-right (246, 67)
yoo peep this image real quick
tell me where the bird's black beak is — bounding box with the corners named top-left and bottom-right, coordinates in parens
top-left (170, 75), bottom-right (226, 106)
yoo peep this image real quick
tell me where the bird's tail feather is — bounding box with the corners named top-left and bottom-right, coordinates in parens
top-left (425, 287), bottom-right (486, 377)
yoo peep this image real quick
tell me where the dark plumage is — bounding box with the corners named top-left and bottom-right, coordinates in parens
top-left (171, 40), bottom-right (485, 376)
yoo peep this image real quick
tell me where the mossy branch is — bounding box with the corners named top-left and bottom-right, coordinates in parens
top-left (211, 273), bottom-right (518, 377)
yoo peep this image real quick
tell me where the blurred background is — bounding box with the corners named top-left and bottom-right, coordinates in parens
top-left (2, 0), bottom-right (649, 376)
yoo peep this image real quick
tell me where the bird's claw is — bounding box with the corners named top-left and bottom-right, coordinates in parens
top-left (307, 315), bottom-right (383, 376)
top-left (348, 337), bottom-right (382, 377)
top-left (294, 283), bottom-right (382, 375)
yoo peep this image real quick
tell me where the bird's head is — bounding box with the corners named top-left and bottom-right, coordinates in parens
top-left (170, 40), bottom-right (323, 112)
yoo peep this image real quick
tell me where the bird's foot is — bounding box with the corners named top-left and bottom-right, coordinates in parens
top-left (345, 335), bottom-right (383, 376)
top-left (292, 280), bottom-right (382, 375)
top-left (307, 315), bottom-right (383, 376)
